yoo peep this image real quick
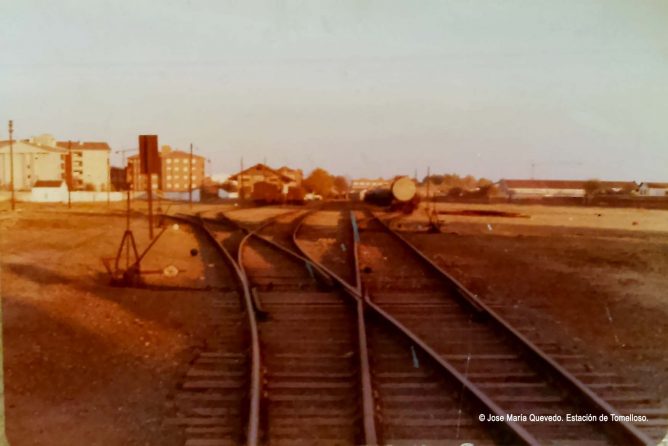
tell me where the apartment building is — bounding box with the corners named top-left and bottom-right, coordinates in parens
top-left (127, 145), bottom-right (205, 192)
top-left (56, 140), bottom-right (111, 191)
top-left (0, 135), bottom-right (67, 190)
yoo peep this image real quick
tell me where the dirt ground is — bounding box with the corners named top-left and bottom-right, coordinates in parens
top-left (3, 200), bottom-right (668, 444)
top-left (393, 202), bottom-right (668, 412)
top-left (0, 202), bottom-right (237, 445)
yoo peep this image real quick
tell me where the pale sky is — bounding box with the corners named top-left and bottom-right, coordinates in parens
top-left (1, 1), bottom-right (667, 181)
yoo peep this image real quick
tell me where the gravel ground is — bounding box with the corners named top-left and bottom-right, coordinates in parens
top-left (391, 203), bottom-right (668, 414)
top-left (0, 203), bottom-right (232, 445)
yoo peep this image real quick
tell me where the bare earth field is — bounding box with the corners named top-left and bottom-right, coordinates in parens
top-left (393, 202), bottom-right (668, 414)
top-left (0, 203), bottom-right (240, 445)
top-left (2, 201), bottom-right (668, 444)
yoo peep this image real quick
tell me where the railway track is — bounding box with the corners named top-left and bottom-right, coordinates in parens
top-left (345, 206), bottom-right (659, 445)
top-left (232, 209), bottom-right (507, 444)
top-left (237, 210), bottom-right (365, 444)
top-left (167, 214), bottom-right (260, 446)
top-left (174, 205), bottom-right (664, 445)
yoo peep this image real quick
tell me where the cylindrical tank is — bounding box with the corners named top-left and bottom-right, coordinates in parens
top-left (391, 176), bottom-right (417, 202)
top-left (363, 176), bottom-right (419, 213)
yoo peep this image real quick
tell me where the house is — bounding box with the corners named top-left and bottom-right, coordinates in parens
top-left (56, 139), bottom-right (111, 191)
top-left (277, 166), bottom-right (303, 186)
top-left (31, 180), bottom-right (68, 202)
top-left (0, 136), bottom-right (67, 190)
top-left (638, 182), bottom-right (668, 197)
top-left (498, 179), bottom-right (636, 198)
top-left (227, 163), bottom-right (295, 198)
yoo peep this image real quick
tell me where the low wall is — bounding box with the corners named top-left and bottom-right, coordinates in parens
top-left (0, 190), bottom-right (124, 203)
top-left (430, 195), bottom-right (668, 209)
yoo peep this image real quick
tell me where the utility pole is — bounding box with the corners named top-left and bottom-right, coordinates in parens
top-left (8, 121), bottom-right (15, 211)
top-left (239, 156), bottom-right (244, 203)
top-left (426, 166), bottom-right (431, 205)
top-left (106, 156), bottom-right (111, 207)
top-left (189, 143), bottom-right (193, 209)
top-left (67, 141), bottom-right (72, 209)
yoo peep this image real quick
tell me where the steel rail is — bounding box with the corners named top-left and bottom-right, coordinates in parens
top-left (349, 209), bottom-right (378, 444)
top-left (168, 214), bottom-right (262, 446)
top-left (368, 210), bottom-right (655, 446)
top-left (237, 209), bottom-right (378, 445)
top-left (293, 209), bottom-right (540, 446)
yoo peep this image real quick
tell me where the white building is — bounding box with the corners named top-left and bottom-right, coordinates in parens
top-left (31, 180), bottom-right (68, 202)
top-left (57, 140), bottom-right (111, 191)
top-left (498, 179), bottom-right (637, 198)
top-left (638, 182), bottom-right (668, 197)
top-left (0, 137), bottom-right (66, 190)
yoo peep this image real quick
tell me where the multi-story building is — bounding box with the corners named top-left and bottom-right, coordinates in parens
top-left (0, 134), bottom-right (111, 192)
top-left (126, 145), bottom-right (205, 193)
top-left (0, 135), bottom-right (67, 190)
top-left (161, 146), bottom-right (205, 192)
top-left (110, 166), bottom-right (128, 191)
top-left (127, 155), bottom-right (160, 192)
top-left (56, 140), bottom-right (111, 191)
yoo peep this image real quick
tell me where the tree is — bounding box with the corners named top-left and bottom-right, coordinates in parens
top-left (303, 168), bottom-right (335, 197)
top-left (423, 175), bottom-right (444, 185)
top-left (584, 179), bottom-right (602, 204)
top-left (477, 178), bottom-right (493, 188)
top-left (584, 179), bottom-right (602, 197)
top-left (333, 176), bottom-right (348, 194)
top-left (462, 175), bottom-right (477, 189)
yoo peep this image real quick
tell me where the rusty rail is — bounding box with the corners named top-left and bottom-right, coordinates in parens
top-left (293, 209), bottom-right (540, 445)
top-left (368, 210), bottom-right (654, 446)
top-left (235, 209), bottom-right (374, 445)
top-left (169, 214), bottom-right (262, 446)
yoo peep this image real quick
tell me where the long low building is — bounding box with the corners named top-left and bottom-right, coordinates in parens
top-left (226, 163), bottom-right (298, 198)
top-left (498, 179), bottom-right (637, 198)
top-left (638, 182), bottom-right (668, 197)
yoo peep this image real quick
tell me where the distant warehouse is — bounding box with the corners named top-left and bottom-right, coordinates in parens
top-left (498, 179), bottom-right (637, 198)
top-left (638, 182), bottom-right (668, 197)
top-left (227, 163), bottom-right (300, 199)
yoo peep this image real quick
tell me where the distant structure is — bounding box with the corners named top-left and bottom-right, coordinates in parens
top-left (127, 145), bottom-right (205, 193)
top-left (31, 180), bottom-right (68, 202)
top-left (350, 177), bottom-right (391, 200)
top-left (227, 163), bottom-right (297, 199)
top-left (110, 166), bottom-right (128, 191)
top-left (638, 182), bottom-right (668, 197)
top-left (277, 166), bottom-right (304, 186)
top-left (56, 139), bottom-right (111, 191)
top-left (498, 179), bottom-right (637, 198)
top-left (0, 135), bottom-right (66, 190)
top-left (160, 146), bottom-right (205, 192)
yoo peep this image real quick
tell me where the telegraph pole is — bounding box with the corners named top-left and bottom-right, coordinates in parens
top-left (239, 157), bottom-right (244, 203)
top-left (189, 143), bottom-right (193, 209)
top-left (8, 121), bottom-right (15, 211)
top-left (67, 141), bottom-right (72, 209)
top-left (106, 157), bottom-right (111, 207)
